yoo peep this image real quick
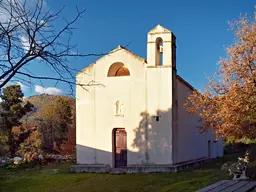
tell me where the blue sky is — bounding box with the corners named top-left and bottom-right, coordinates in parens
top-left (18, 0), bottom-right (255, 96)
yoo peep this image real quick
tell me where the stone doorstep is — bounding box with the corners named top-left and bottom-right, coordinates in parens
top-left (70, 157), bottom-right (209, 173)
top-left (109, 168), bottom-right (126, 174)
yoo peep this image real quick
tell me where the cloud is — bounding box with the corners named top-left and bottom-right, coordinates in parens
top-left (0, 0), bottom-right (48, 23)
top-left (0, 80), bottom-right (28, 91)
top-left (20, 35), bottom-right (44, 54)
top-left (0, 0), bottom-right (49, 54)
top-left (19, 36), bottom-right (30, 52)
top-left (35, 85), bottom-right (62, 95)
top-left (17, 82), bottom-right (28, 93)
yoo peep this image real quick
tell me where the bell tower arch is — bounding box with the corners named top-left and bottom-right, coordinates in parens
top-left (147, 24), bottom-right (176, 69)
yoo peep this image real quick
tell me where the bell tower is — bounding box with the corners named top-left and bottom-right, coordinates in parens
top-left (145, 25), bottom-right (178, 164)
top-left (147, 24), bottom-right (176, 68)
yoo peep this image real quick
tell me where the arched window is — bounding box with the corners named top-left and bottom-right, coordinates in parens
top-left (155, 37), bottom-right (163, 66)
top-left (107, 62), bottom-right (130, 77)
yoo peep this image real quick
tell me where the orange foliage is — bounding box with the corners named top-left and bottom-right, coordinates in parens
top-left (60, 105), bottom-right (76, 155)
top-left (185, 10), bottom-right (256, 139)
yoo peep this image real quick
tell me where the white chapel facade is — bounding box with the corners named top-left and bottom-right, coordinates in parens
top-left (76, 25), bottom-right (223, 168)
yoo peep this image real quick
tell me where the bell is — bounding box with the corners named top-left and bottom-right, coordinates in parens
top-left (159, 45), bottom-right (163, 53)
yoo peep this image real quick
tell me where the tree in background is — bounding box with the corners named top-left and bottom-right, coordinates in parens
top-left (60, 104), bottom-right (76, 155)
top-left (185, 11), bottom-right (256, 140)
top-left (0, 85), bottom-right (33, 156)
top-left (17, 126), bottom-right (42, 163)
top-left (38, 97), bottom-right (72, 153)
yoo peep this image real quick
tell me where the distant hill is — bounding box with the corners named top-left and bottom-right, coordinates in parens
top-left (22, 94), bottom-right (75, 124)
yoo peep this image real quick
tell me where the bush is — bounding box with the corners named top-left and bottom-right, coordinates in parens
top-left (248, 144), bottom-right (256, 161)
top-left (3, 161), bottom-right (34, 170)
top-left (17, 130), bottom-right (42, 163)
top-left (0, 136), bottom-right (9, 156)
top-left (247, 161), bottom-right (256, 179)
top-left (224, 141), bottom-right (250, 154)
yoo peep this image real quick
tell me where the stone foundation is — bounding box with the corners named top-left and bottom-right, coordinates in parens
top-left (126, 157), bottom-right (210, 173)
top-left (70, 164), bottom-right (111, 173)
top-left (70, 157), bottom-right (210, 173)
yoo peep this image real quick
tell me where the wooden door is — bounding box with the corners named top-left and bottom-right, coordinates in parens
top-left (114, 129), bottom-right (127, 168)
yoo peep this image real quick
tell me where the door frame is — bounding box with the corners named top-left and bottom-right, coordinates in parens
top-left (112, 128), bottom-right (127, 168)
top-left (208, 140), bottom-right (211, 158)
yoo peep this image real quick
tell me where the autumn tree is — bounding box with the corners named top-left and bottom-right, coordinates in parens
top-left (37, 96), bottom-right (72, 153)
top-left (0, 85), bottom-right (33, 155)
top-left (185, 11), bottom-right (256, 140)
top-left (60, 104), bottom-right (76, 155)
top-left (0, 0), bottom-right (100, 94)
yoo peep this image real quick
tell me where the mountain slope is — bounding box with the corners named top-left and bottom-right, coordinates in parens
top-left (22, 94), bottom-right (75, 124)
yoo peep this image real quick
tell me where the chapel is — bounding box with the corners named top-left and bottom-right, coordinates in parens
top-left (75, 25), bottom-right (223, 170)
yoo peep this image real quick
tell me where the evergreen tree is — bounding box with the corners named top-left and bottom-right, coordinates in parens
top-left (0, 85), bottom-right (33, 156)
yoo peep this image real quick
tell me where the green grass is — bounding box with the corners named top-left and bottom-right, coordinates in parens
top-left (0, 154), bottom-right (239, 192)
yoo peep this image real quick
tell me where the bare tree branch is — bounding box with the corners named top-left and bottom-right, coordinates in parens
top-left (0, 0), bottom-right (117, 95)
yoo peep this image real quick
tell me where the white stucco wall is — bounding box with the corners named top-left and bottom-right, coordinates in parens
top-left (146, 67), bottom-right (173, 164)
top-left (76, 48), bottom-right (148, 166)
top-left (174, 78), bottom-right (223, 164)
top-left (76, 47), bottom-right (176, 166)
top-left (76, 64), bottom-right (95, 164)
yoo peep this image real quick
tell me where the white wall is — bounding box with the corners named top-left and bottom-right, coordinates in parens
top-left (76, 64), bottom-right (95, 164)
top-left (76, 47), bottom-right (176, 166)
top-left (76, 48), bottom-right (149, 166)
top-left (146, 67), bottom-right (173, 164)
top-left (174, 78), bottom-right (223, 164)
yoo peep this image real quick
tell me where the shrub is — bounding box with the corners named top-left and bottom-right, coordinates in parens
top-left (0, 136), bottom-right (9, 156)
top-left (17, 130), bottom-right (42, 163)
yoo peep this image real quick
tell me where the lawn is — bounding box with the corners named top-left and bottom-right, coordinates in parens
top-left (0, 154), bottom-right (238, 192)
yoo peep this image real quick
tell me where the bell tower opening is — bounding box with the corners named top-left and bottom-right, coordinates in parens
top-left (156, 37), bottom-right (163, 66)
